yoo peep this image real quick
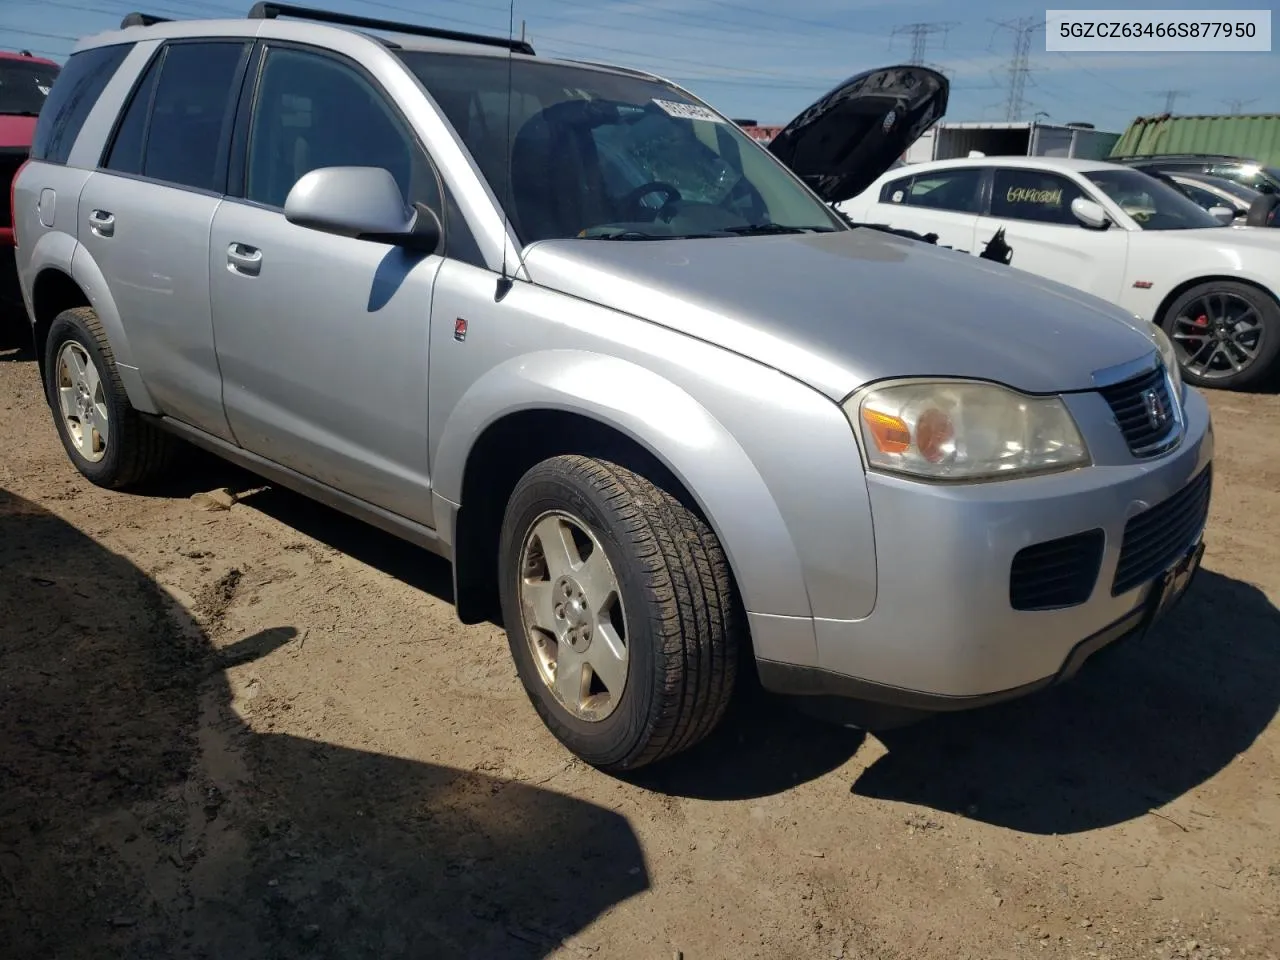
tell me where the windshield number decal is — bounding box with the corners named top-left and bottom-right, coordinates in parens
top-left (652, 99), bottom-right (724, 123)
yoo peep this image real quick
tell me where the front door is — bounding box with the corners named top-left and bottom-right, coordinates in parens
top-left (974, 166), bottom-right (1129, 303)
top-left (210, 43), bottom-right (445, 525)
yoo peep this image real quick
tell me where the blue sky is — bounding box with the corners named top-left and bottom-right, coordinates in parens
top-left (2, 0), bottom-right (1276, 132)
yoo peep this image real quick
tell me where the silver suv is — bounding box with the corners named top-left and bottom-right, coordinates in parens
top-left (14, 4), bottom-right (1213, 771)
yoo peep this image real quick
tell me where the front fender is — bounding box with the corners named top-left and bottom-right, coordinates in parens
top-left (431, 350), bottom-right (816, 658)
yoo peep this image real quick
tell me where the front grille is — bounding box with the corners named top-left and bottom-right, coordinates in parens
top-left (1010, 529), bottom-right (1105, 611)
top-left (1097, 364), bottom-right (1179, 457)
top-left (1112, 466), bottom-right (1212, 595)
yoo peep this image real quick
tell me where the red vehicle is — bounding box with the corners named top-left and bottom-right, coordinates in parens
top-left (2, 50), bottom-right (60, 330)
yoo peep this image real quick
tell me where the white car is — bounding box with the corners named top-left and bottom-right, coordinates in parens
top-left (839, 156), bottom-right (1280, 390)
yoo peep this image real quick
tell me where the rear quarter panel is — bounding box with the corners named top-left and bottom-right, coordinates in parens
top-left (1116, 231), bottom-right (1280, 321)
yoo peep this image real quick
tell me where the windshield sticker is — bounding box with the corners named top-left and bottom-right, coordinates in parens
top-left (891, 189), bottom-right (905, 203)
top-left (652, 99), bottom-right (724, 123)
top-left (37, 84), bottom-right (51, 96)
top-left (1006, 185), bottom-right (1063, 205)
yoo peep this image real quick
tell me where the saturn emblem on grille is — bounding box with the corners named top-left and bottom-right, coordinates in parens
top-left (1142, 388), bottom-right (1169, 430)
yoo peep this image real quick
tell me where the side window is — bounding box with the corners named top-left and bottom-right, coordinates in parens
top-left (244, 46), bottom-right (441, 215)
top-left (30, 44), bottom-right (132, 165)
top-left (879, 175), bottom-right (913, 204)
top-left (102, 52), bottom-right (162, 175)
top-left (1176, 182), bottom-right (1218, 210)
top-left (901, 168), bottom-right (983, 213)
top-left (990, 169), bottom-right (1085, 225)
top-left (142, 41), bottom-right (246, 191)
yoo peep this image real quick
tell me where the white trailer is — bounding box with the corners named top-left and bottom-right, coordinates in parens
top-left (904, 121), bottom-right (1121, 164)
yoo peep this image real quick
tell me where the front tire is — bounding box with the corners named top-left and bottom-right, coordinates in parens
top-left (43, 306), bottom-right (175, 489)
top-left (1160, 281), bottom-right (1280, 390)
top-left (498, 454), bottom-right (742, 772)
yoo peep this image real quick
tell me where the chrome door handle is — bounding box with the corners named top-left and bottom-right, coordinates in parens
top-left (88, 209), bottom-right (115, 237)
top-left (226, 242), bottom-right (262, 276)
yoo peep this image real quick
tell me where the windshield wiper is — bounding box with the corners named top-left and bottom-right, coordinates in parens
top-left (723, 223), bottom-right (835, 236)
top-left (589, 230), bottom-right (669, 240)
top-left (587, 229), bottom-right (725, 240)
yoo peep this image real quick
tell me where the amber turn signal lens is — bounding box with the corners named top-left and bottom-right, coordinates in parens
top-left (861, 408), bottom-right (911, 454)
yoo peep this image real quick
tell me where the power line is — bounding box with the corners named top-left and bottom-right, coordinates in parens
top-left (890, 21), bottom-right (958, 65)
top-left (991, 17), bottom-right (1042, 121)
top-left (1150, 89), bottom-right (1188, 113)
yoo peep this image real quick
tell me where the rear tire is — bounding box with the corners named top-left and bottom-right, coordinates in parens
top-left (1159, 281), bottom-right (1280, 390)
top-left (498, 454), bottom-right (742, 772)
top-left (43, 306), bottom-right (175, 489)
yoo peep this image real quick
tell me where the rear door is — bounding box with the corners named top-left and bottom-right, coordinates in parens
top-left (855, 166), bottom-right (983, 253)
top-left (76, 39), bottom-right (250, 442)
top-left (974, 166), bottom-right (1129, 302)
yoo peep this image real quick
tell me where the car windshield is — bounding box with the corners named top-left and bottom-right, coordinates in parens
top-left (1086, 168), bottom-right (1223, 230)
top-left (396, 52), bottom-right (842, 242)
top-left (0, 59), bottom-right (59, 116)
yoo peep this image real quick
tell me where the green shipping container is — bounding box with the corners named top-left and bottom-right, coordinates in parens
top-left (1110, 114), bottom-right (1280, 167)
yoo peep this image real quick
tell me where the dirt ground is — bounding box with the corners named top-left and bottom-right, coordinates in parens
top-left (2, 335), bottom-right (1279, 960)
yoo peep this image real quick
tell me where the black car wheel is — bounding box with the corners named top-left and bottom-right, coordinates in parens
top-left (1161, 281), bottom-right (1280, 390)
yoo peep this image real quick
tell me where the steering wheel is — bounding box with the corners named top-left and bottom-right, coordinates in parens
top-left (621, 181), bottom-right (682, 215)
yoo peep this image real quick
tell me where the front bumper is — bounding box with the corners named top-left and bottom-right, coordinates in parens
top-left (755, 384), bottom-right (1214, 708)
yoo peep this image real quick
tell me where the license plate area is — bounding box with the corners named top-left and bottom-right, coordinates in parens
top-left (1146, 539), bottom-right (1205, 625)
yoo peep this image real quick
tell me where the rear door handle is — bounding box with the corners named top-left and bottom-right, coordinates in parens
top-left (226, 242), bottom-right (262, 276)
top-left (88, 209), bottom-right (115, 237)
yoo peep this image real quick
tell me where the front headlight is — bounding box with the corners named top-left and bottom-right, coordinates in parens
top-left (1148, 322), bottom-right (1183, 400)
top-left (846, 380), bottom-right (1091, 481)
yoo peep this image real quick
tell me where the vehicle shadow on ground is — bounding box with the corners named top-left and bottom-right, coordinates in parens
top-left (126, 456), bottom-right (1277, 816)
top-left (166, 463), bottom-right (866, 799)
top-left (0, 342), bottom-right (34, 363)
top-left (852, 568), bottom-right (1280, 834)
top-left (147, 452), bottom-right (458, 604)
top-left (0, 487), bottom-right (647, 960)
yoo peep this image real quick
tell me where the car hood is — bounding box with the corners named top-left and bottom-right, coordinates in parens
top-left (767, 65), bottom-right (948, 204)
top-left (520, 229), bottom-right (1158, 400)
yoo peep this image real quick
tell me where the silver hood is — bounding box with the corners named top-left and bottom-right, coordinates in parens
top-left (520, 228), bottom-right (1158, 400)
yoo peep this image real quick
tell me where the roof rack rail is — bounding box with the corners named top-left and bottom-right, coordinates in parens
top-left (120, 12), bottom-right (172, 27)
top-left (246, 2), bottom-right (535, 56)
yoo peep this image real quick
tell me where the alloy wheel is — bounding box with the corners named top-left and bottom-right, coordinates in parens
top-left (55, 340), bottom-right (109, 463)
top-left (518, 511), bottom-right (629, 722)
top-left (1172, 291), bottom-right (1265, 380)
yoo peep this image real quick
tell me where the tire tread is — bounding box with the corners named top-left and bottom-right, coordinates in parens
top-left (50, 307), bottom-right (174, 488)
top-left (509, 454), bottom-right (742, 771)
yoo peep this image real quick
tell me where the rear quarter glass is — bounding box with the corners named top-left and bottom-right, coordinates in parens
top-left (31, 44), bottom-right (132, 165)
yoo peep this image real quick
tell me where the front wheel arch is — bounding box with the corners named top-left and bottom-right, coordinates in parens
top-left (453, 409), bottom-right (734, 622)
top-left (1154, 274), bottom-right (1280, 332)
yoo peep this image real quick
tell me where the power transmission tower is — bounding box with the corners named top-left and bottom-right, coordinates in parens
top-left (1223, 97), bottom-right (1257, 114)
top-left (992, 17), bottom-right (1042, 121)
top-left (890, 21), bottom-right (958, 65)
top-left (1151, 89), bottom-right (1188, 113)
